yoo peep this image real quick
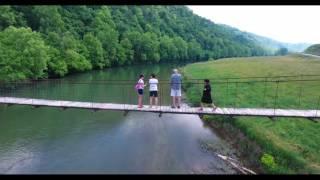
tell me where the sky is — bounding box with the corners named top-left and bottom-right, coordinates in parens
top-left (187, 6), bottom-right (320, 44)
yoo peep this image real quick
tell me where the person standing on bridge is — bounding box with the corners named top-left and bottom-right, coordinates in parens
top-left (199, 79), bottom-right (217, 111)
top-left (149, 73), bottom-right (159, 108)
top-left (136, 74), bottom-right (147, 108)
top-left (170, 69), bottom-right (182, 109)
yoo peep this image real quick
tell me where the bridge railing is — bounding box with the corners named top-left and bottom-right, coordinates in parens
top-left (1, 75), bottom-right (320, 110)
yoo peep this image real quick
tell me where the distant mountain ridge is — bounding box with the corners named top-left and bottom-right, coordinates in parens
top-left (217, 24), bottom-right (310, 53)
top-left (249, 32), bottom-right (311, 53)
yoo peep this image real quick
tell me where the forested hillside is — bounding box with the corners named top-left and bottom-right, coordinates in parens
top-left (0, 5), bottom-right (269, 82)
top-left (304, 44), bottom-right (320, 56)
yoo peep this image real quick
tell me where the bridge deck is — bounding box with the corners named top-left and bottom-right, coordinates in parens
top-left (0, 97), bottom-right (319, 118)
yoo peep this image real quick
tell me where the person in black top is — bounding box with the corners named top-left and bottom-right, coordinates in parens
top-left (199, 79), bottom-right (217, 111)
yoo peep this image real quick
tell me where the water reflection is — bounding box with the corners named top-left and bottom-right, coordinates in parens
top-left (0, 63), bottom-right (238, 174)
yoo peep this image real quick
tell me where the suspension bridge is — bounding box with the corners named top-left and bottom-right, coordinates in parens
top-left (0, 75), bottom-right (320, 121)
top-left (0, 97), bottom-right (319, 119)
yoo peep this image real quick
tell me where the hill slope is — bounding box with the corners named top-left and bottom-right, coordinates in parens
top-left (304, 44), bottom-right (320, 56)
top-left (248, 32), bottom-right (310, 53)
top-left (215, 24), bottom-right (310, 53)
top-left (183, 54), bottom-right (320, 173)
top-left (0, 5), bottom-right (269, 82)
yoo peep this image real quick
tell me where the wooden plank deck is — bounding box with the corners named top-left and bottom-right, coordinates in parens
top-left (0, 97), bottom-right (319, 118)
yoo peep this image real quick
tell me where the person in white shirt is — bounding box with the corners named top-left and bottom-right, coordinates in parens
top-left (149, 73), bottom-right (159, 108)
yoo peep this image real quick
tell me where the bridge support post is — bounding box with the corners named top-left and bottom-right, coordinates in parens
top-left (268, 116), bottom-right (276, 121)
top-left (307, 117), bottom-right (318, 123)
top-left (61, 107), bottom-right (68, 111)
top-left (159, 112), bottom-right (162, 118)
top-left (92, 108), bottom-right (99, 112)
top-left (32, 105), bottom-right (40, 108)
top-left (6, 103), bottom-right (13, 108)
top-left (123, 110), bottom-right (129, 116)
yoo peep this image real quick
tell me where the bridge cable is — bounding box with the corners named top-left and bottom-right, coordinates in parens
top-left (298, 75), bottom-right (303, 108)
top-left (274, 81), bottom-right (280, 117)
top-left (315, 96), bottom-right (320, 118)
top-left (159, 82), bottom-right (162, 114)
top-left (234, 81), bottom-right (239, 108)
top-left (263, 77), bottom-right (268, 108)
top-left (226, 78), bottom-right (229, 107)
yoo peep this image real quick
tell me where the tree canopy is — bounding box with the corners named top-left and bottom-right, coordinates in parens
top-left (0, 5), bottom-right (270, 82)
top-left (275, 47), bottom-right (289, 56)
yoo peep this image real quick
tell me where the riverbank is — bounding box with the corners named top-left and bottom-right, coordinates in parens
top-left (182, 54), bottom-right (320, 174)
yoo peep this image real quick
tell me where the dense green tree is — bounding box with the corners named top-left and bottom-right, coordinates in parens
top-left (60, 6), bottom-right (95, 38)
top-left (0, 6), bottom-right (26, 30)
top-left (172, 36), bottom-right (188, 61)
top-left (159, 35), bottom-right (178, 61)
top-left (0, 27), bottom-right (50, 81)
top-left (92, 6), bottom-right (119, 67)
top-left (119, 38), bottom-right (134, 65)
top-left (115, 43), bottom-right (127, 66)
top-left (0, 5), bottom-right (272, 82)
top-left (140, 32), bottom-right (160, 63)
top-left (47, 47), bottom-right (68, 77)
top-left (275, 47), bottom-right (289, 56)
top-left (123, 31), bottom-right (143, 62)
top-left (60, 32), bottom-right (91, 72)
top-left (32, 6), bottom-right (65, 34)
top-left (188, 39), bottom-right (202, 61)
top-left (63, 50), bottom-right (92, 73)
top-left (83, 33), bottom-right (104, 69)
top-left (0, 6), bottom-right (18, 30)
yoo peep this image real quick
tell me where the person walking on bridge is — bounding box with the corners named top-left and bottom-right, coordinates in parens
top-left (170, 69), bottom-right (182, 109)
top-left (198, 79), bottom-right (217, 111)
top-left (136, 74), bottom-right (147, 108)
top-left (149, 73), bottom-right (159, 108)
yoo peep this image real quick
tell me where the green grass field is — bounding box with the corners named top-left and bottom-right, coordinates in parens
top-left (182, 54), bottom-right (320, 173)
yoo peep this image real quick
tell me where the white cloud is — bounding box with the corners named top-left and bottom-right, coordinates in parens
top-left (187, 5), bottom-right (320, 44)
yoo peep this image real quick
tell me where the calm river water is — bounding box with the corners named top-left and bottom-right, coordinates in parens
top-left (0, 63), bottom-right (240, 174)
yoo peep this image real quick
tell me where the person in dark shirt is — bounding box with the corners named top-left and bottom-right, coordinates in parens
top-left (199, 79), bottom-right (217, 111)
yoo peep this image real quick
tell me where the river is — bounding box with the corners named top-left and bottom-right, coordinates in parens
top-left (0, 63), bottom-right (241, 174)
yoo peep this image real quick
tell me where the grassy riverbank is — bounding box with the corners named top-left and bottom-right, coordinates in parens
top-left (182, 54), bottom-right (320, 173)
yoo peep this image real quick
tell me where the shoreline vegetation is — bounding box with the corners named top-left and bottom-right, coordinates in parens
top-left (182, 54), bottom-right (320, 174)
